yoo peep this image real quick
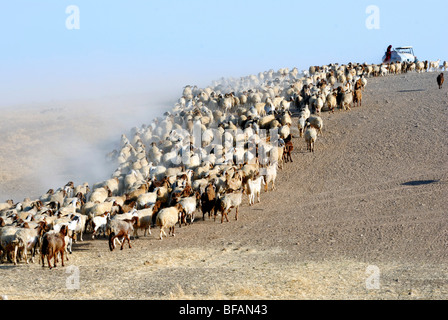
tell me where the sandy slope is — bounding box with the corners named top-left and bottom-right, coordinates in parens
top-left (0, 71), bottom-right (447, 300)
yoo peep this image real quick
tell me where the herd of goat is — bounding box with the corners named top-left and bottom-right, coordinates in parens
top-left (0, 59), bottom-right (445, 269)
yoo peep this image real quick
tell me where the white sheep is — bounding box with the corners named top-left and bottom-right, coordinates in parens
top-left (429, 59), bottom-right (440, 72)
top-left (216, 190), bottom-right (243, 223)
top-left (0, 200), bottom-right (14, 213)
top-left (57, 199), bottom-right (80, 217)
top-left (340, 90), bottom-right (353, 111)
top-left (297, 115), bottom-right (307, 138)
top-left (14, 225), bottom-right (42, 264)
top-left (148, 143), bottom-right (163, 165)
top-left (0, 226), bottom-right (22, 265)
top-left (262, 163), bottom-right (278, 192)
top-left (93, 177), bottom-right (121, 196)
top-left (89, 186), bottom-right (110, 203)
top-left (91, 212), bottom-right (111, 239)
top-left (307, 115), bottom-right (323, 136)
top-left (124, 170), bottom-right (145, 193)
top-left (178, 193), bottom-right (200, 225)
top-left (247, 176), bottom-right (266, 206)
top-left (136, 191), bottom-right (158, 209)
top-left (311, 94), bottom-right (324, 115)
top-left (150, 165), bottom-right (167, 181)
top-left (304, 125), bottom-right (318, 153)
top-left (156, 203), bottom-right (184, 240)
top-left (416, 61), bottom-right (425, 73)
top-left (326, 92), bottom-right (337, 113)
top-left (133, 207), bottom-right (154, 238)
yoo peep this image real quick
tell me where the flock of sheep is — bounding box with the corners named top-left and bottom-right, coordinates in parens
top-left (0, 58), bottom-right (445, 269)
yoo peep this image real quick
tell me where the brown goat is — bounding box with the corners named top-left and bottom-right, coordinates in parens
top-left (437, 73), bottom-right (444, 89)
top-left (108, 217), bottom-right (138, 251)
top-left (283, 134), bottom-right (294, 163)
top-left (150, 200), bottom-right (164, 226)
top-left (41, 225), bottom-right (68, 269)
top-left (353, 89), bottom-right (362, 107)
top-left (201, 183), bottom-right (216, 220)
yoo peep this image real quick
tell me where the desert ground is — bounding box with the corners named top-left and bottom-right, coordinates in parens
top-left (0, 70), bottom-right (447, 300)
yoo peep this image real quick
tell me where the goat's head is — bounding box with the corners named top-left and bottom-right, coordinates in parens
top-left (60, 225), bottom-right (69, 237)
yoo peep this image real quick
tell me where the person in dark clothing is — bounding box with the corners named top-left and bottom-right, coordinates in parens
top-left (384, 45), bottom-right (393, 62)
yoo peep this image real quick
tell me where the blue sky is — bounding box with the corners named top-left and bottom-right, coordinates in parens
top-left (1, 0), bottom-right (447, 105)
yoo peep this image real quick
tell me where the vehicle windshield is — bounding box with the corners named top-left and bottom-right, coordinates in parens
top-left (396, 48), bottom-right (413, 54)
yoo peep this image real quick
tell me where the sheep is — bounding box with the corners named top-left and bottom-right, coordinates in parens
top-left (218, 94), bottom-right (234, 114)
top-left (247, 176), bottom-right (266, 206)
top-left (107, 216), bottom-right (137, 251)
top-left (311, 94), bottom-right (324, 115)
top-left (279, 124), bottom-right (290, 140)
top-left (41, 225), bottom-right (68, 269)
top-left (179, 192), bottom-right (201, 224)
top-left (15, 222), bottom-right (47, 264)
top-left (194, 161), bottom-right (212, 180)
top-left (416, 61), bottom-right (425, 73)
top-left (216, 190), bottom-right (243, 223)
top-left (262, 163), bottom-right (278, 192)
top-left (155, 203), bottom-right (185, 240)
top-left (85, 201), bottom-right (114, 220)
top-left (360, 76), bottom-right (368, 90)
top-left (280, 98), bottom-right (293, 112)
top-left (0, 200), bottom-right (14, 212)
top-left (258, 114), bottom-right (276, 130)
top-left (340, 89), bottom-right (353, 111)
top-left (57, 198), bottom-right (80, 217)
top-left (0, 226), bottom-right (22, 265)
top-left (132, 207), bottom-right (154, 238)
top-left (388, 63), bottom-right (396, 75)
top-left (91, 212), bottom-right (111, 239)
top-left (148, 143), bottom-right (163, 165)
top-left (47, 189), bottom-right (67, 209)
top-left (89, 186), bottom-right (111, 203)
top-left (69, 213), bottom-right (87, 242)
top-left (307, 115), bottom-right (323, 136)
top-left (93, 178), bottom-right (120, 196)
top-left (325, 91), bottom-right (337, 113)
top-left (192, 178), bottom-right (210, 194)
top-left (128, 183), bottom-right (150, 202)
top-left (272, 143), bottom-right (285, 170)
top-left (297, 115), bottom-right (307, 138)
top-left (225, 171), bottom-right (243, 192)
top-left (429, 59), bottom-right (440, 72)
top-left (136, 191), bottom-right (158, 209)
top-left (149, 166), bottom-right (168, 182)
top-left (353, 88), bottom-right (362, 107)
top-left (305, 125), bottom-right (318, 153)
top-left (380, 65), bottom-right (389, 77)
top-left (124, 170), bottom-right (145, 193)
top-left (51, 219), bottom-right (75, 257)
